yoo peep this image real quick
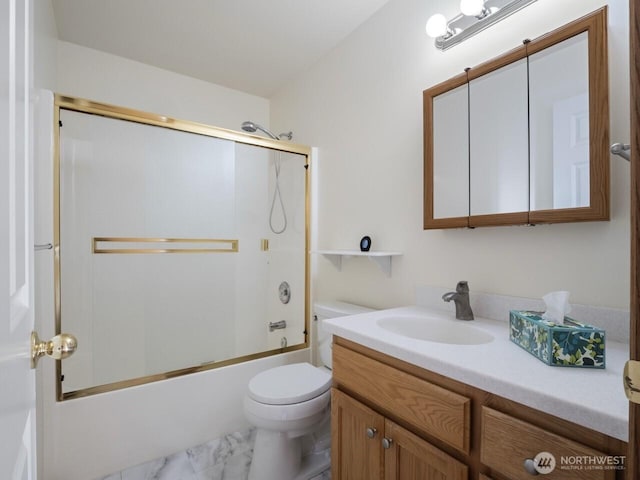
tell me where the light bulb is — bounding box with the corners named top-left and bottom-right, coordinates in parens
top-left (425, 14), bottom-right (448, 38)
top-left (460, 0), bottom-right (485, 16)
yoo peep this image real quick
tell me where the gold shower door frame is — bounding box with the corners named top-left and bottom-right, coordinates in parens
top-left (54, 94), bottom-right (312, 400)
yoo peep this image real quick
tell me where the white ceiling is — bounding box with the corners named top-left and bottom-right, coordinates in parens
top-left (51, 0), bottom-right (392, 98)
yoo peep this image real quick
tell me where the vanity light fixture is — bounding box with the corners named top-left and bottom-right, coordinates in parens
top-left (460, 0), bottom-right (490, 17)
top-left (426, 0), bottom-right (537, 51)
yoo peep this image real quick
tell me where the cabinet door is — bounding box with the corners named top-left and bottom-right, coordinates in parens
top-left (331, 389), bottom-right (384, 480)
top-left (481, 407), bottom-right (615, 480)
top-left (529, 32), bottom-right (590, 212)
top-left (469, 58), bottom-right (529, 222)
top-left (424, 73), bottom-right (470, 229)
top-left (384, 419), bottom-right (468, 480)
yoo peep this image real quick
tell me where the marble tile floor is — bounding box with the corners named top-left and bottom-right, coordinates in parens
top-left (99, 429), bottom-right (331, 480)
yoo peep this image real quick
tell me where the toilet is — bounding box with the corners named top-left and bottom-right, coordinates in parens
top-left (244, 301), bottom-right (374, 480)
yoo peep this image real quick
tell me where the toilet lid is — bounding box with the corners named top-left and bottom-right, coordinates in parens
top-left (247, 363), bottom-right (332, 405)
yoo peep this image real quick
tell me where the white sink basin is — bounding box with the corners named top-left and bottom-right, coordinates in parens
top-left (377, 315), bottom-right (494, 345)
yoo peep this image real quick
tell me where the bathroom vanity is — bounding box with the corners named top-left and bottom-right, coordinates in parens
top-left (326, 306), bottom-right (628, 480)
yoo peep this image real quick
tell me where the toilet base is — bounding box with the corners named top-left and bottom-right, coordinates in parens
top-left (248, 428), bottom-right (331, 480)
top-left (248, 429), bottom-right (302, 480)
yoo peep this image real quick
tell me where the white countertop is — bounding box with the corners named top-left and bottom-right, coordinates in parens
top-left (323, 305), bottom-right (629, 442)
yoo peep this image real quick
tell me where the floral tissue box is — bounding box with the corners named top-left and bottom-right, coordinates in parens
top-left (509, 310), bottom-right (605, 368)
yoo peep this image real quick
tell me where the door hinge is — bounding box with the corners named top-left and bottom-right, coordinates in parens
top-left (624, 360), bottom-right (640, 404)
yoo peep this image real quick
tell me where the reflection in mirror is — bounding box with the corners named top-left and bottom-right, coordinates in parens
top-left (58, 105), bottom-right (309, 397)
top-left (469, 59), bottom-right (529, 216)
top-left (433, 84), bottom-right (470, 219)
top-left (529, 32), bottom-right (590, 211)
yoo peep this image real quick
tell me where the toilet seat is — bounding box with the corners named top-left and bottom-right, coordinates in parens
top-left (247, 363), bottom-right (331, 405)
top-left (244, 388), bottom-right (331, 427)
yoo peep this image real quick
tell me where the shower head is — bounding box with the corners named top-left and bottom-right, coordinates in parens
top-left (241, 121), bottom-right (280, 140)
top-left (241, 121), bottom-right (292, 141)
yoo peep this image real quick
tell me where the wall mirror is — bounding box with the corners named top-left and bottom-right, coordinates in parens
top-left (423, 7), bottom-right (609, 229)
top-left (54, 95), bottom-right (311, 399)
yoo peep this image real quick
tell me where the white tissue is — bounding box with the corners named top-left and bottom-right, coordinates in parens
top-left (542, 291), bottom-right (571, 323)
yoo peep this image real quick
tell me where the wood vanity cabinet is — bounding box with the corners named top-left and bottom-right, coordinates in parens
top-left (332, 389), bottom-right (468, 479)
top-left (331, 337), bottom-right (627, 480)
top-left (331, 389), bottom-right (385, 480)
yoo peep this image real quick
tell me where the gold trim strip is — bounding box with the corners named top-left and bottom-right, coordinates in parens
top-left (61, 343), bottom-right (309, 400)
top-left (55, 94), bottom-right (312, 156)
top-left (54, 104), bottom-right (62, 401)
top-left (92, 237), bottom-right (239, 254)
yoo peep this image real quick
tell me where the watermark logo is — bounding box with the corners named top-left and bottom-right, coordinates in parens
top-left (560, 454), bottom-right (626, 471)
top-left (533, 451), bottom-right (556, 474)
top-left (531, 452), bottom-right (626, 473)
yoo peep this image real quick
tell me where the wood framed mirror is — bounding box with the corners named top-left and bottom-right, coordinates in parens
top-left (423, 8), bottom-right (609, 229)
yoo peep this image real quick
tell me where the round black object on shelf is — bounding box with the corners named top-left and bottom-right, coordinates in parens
top-left (359, 236), bottom-right (371, 252)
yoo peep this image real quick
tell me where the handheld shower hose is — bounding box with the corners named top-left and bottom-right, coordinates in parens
top-left (241, 121), bottom-right (293, 234)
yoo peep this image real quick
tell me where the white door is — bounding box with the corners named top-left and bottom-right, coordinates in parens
top-left (1, 0), bottom-right (37, 478)
top-left (551, 94), bottom-right (590, 209)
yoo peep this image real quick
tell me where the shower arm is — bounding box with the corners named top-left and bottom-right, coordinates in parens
top-left (253, 125), bottom-right (279, 140)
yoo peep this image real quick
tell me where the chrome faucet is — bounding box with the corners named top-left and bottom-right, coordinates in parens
top-left (442, 281), bottom-right (474, 320)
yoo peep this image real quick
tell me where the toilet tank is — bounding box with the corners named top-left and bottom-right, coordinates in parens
top-left (314, 301), bottom-right (375, 369)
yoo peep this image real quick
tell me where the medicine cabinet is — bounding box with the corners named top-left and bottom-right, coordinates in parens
top-left (423, 8), bottom-right (609, 229)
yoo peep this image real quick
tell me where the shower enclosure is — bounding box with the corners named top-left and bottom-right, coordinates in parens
top-left (54, 95), bottom-right (311, 399)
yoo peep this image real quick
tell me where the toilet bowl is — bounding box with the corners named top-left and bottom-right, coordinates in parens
top-left (245, 301), bottom-right (374, 480)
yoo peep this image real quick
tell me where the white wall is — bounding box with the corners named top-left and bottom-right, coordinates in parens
top-left (57, 40), bottom-right (270, 132)
top-left (33, 0), bottom-right (57, 90)
top-left (32, 37), bottom-right (313, 480)
top-left (271, 0), bottom-right (630, 310)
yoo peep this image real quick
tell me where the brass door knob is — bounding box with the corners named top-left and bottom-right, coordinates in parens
top-left (31, 331), bottom-right (77, 368)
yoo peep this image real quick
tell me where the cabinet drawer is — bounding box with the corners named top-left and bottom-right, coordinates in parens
top-left (481, 407), bottom-right (616, 480)
top-left (332, 343), bottom-right (471, 453)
